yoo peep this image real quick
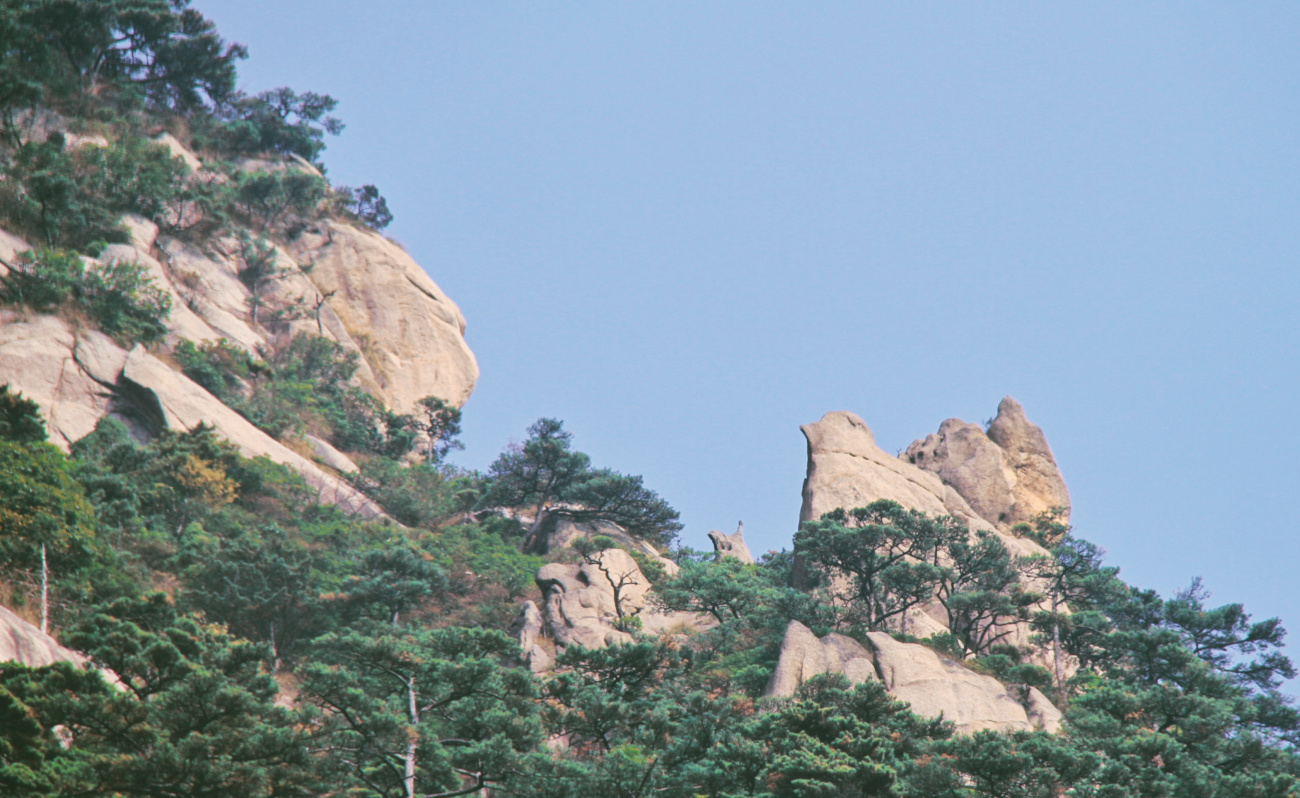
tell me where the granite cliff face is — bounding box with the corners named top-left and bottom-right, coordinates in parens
top-left (0, 137), bottom-right (477, 510)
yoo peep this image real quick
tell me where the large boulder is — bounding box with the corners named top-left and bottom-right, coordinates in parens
top-left (0, 313), bottom-right (127, 447)
top-left (532, 548), bottom-right (709, 660)
top-left (288, 220), bottom-right (479, 413)
top-left (535, 549), bottom-right (651, 650)
top-left (765, 621), bottom-right (1062, 736)
top-left (799, 411), bottom-right (997, 531)
top-left (765, 620), bottom-right (878, 697)
top-left (903, 397), bottom-right (1070, 530)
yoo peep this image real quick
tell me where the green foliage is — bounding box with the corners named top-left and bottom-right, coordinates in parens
top-left (482, 417), bottom-right (682, 549)
top-left (175, 333), bottom-right (414, 458)
top-left (0, 438), bottom-right (95, 572)
top-left (0, 134), bottom-right (191, 249)
top-left (0, 385), bottom-right (47, 443)
top-left (415, 395), bottom-right (464, 465)
top-left (0, 247), bottom-right (172, 343)
top-left (0, 0), bottom-right (245, 129)
top-left (797, 500), bottom-right (1041, 657)
top-left (336, 183), bottom-right (393, 230)
top-left (235, 169), bottom-right (328, 232)
top-left (299, 623), bottom-right (541, 798)
top-left (209, 87), bottom-right (343, 162)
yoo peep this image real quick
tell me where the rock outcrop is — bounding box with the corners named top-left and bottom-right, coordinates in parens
top-left (513, 600), bottom-right (552, 675)
top-left (525, 515), bottom-right (679, 576)
top-left (288, 220), bottom-right (479, 413)
top-left (796, 402), bottom-right (1068, 668)
top-left (800, 410), bottom-right (997, 532)
top-left (0, 605), bottom-right (88, 669)
top-left (765, 620), bottom-right (878, 697)
top-left (904, 397), bottom-right (1070, 530)
top-left (0, 137), bottom-right (479, 507)
top-left (531, 547), bottom-right (711, 663)
top-left (765, 621), bottom-right (1062, 735)
top-left (708, 522), bottom-right (754, 564)
top-left (535, 549), bottom-right (653, 650)
top-left (0, 311), bottom-right (381, 516)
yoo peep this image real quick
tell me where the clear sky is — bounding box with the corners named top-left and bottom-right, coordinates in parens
top-left (200, 2), bottom-right (1300, 682)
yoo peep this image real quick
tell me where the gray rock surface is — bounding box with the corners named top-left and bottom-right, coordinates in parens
top-left (708, 522), bottom-right (754, 564)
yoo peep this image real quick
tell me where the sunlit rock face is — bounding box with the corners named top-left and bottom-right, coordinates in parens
top-left (765, 620), bottom-right (1063, 736)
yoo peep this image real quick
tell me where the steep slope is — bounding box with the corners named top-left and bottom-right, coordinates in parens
top-left (0, 136), bottom-right (477, 510)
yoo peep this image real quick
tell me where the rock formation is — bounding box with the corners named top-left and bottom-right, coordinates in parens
top-left (526, 515), bottom-right (679, 576)
top-left (288, 220), bottom-right (478, 413)
top-left (0, 138), bottom-right (479, 510)
top-left (766, 621), bottom-right (1063, 735)
top-left (708, 522), bottom-right (754, 564)
top-left (0, 605), bottom-right (88, 669)
top-left (904, 397), bottom-right (1070, 530)
top-left (535, 549), bottom-right (654, 650)
top-left (796, 400), bottom-right (1072, 672)
top-left (527, 547), bottom-right (711, 666)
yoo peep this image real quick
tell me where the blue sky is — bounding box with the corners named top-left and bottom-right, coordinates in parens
top-left (201, 2), bottom-right (1300, 679)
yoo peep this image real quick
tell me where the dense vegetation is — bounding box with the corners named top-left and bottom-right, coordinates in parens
top-left (0, 2), bottom-right (1297, 797)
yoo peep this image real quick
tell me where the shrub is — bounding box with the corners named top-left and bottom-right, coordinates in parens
top-left (236, 170), bottom-right (328, 232)
top-left (335, 184), bottom-right (392, 230)
top-left (0, 135), bottom-right (189, 251)
top-left (0, 248), bottom-right (172, 344)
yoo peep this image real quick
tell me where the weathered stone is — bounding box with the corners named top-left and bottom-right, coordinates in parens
top-left (1024, 685), bottom-right (1065, 734)
top-left (153, 132), bottom-right (203, 173)
top-left (0, 605), bottom-right (87, 669)
top-left (97, 242), bottom-right (223, 346)
top-left (986, 397), bottom-right (1071, 527)
top-left (708, 522), bottom-right (754, 564)
top-left (765, 621), bottom-right (878, 698)
top-left (864, 631), bottom-right (1041, 736)
top-left (535, 550), bottom-right (648, 650)
top-left (903, 397), bottom-right (1069, 531)
top-left (288, 220), bottom-right (479, 413)
top-left (0, 314), bottom-right (122, 448)
top-left (305, 434), bottom-right (359, 474)
top-left (120, 346), bottom-right (383, 517)
top-left (513, 600), bottom-right (552, 675)
top-left (799, 411), bottom-right (996, 530)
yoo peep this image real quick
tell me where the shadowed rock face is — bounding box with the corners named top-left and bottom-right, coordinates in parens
top-left (708, 523), bottom-right (754, 564)
top-left (765, 621), bottom-right (1063, 736)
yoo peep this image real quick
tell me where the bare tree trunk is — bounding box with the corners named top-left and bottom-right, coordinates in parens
top-left (406, 677), bottom-right (419, 798)
top-left (40, 544), bottom-right (48, 635)
top-left (1052, 591), bottom-right (1065, 702)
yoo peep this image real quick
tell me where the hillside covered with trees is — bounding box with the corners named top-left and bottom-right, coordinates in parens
top-left (0, 3), bottom-right (1297, 797)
